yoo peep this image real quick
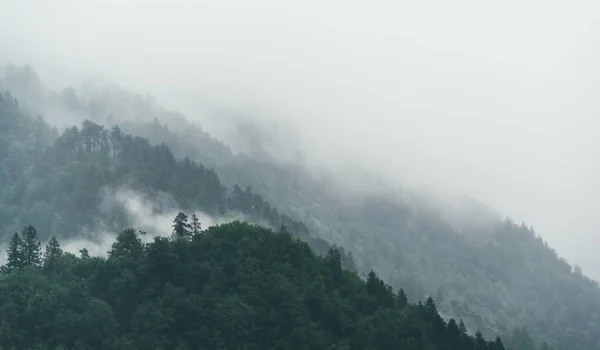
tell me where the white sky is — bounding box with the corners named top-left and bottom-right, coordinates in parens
top-left (1, 0), bottom-right (600, 278)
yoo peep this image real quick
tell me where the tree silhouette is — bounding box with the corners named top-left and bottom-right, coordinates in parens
top-left (191, 213), bottom-right (201, 235)
top-left (172, 212), bottom-right (191, 239)
top-left (5, 232), bottom-right (23, 272)
top-left (21, 225), bottom-right (42, 267)
top-left (43, 236), bottom-right (63, 269)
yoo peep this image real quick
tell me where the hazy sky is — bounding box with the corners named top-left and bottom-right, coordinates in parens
top-left (1, 0), bottom-right (600, 277)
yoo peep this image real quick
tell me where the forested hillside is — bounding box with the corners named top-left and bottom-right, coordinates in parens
top-left (2, 65), bottom-right (600, 349)
top-left (1, 219), bottom-right (508, 349)
top-left (0, 89), bottom-right (356, 271)
top-left (124, 115), bottom-right (600, 350)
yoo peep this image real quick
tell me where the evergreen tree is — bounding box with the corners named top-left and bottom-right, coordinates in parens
top-left (446, 319), bottom-right (461, 349)
top-left (475, 330), bottom-right (488, 349)
top-left (495, 336), bottom-right (506, 350)
top-left (172, 212), bottom-right (191, 239)
top-left (396, 288), bottom-right (408, 309)
top-left (458, 319), bottom-right (468, 335)
top-left (326, 247), bottom-right (343, 284)
top-left (4, 232), bottom-right (23, 272)
top-left (366, 270), bottom-right (379, 295)
top-left (191, 213), bottom-right (201, 235)
top-left (21, 225), bottom-right (42, 267)
top-left (80, 248), bottom-right (90, 259)
top-left (425, 296), bottom-right (438, 316)
top-left (43, 236), bottom-right (63, 269)
top-left (110, 125), bottom-right (123, 158)
top-left (110, 228), bottom-right (144, 260)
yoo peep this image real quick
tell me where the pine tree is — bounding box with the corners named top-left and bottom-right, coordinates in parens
top-left (80, 248), bottom-right (90, 259)
top-left (172, 212), bottom-right (191, 239)
top-left (21, 225), bottom-right (42, 267)
top-left (396, 288), bottom-right (408, 309)
top-left (4, 232), bottom-right (23, 272)
top-left (494, 336), bottom-right (505, 350)
top-left (458, 319), bottom-right (468, 335)
top-left (326, 248), bottom-right (343, 285)
top-left (475, 330), bottom-right (487, 349)
top-left (366, 270), bottom-right (379, 295)
top-left (191, 213), bottom-right (201, 235)
top-left (446, 319), bottom-right (461, 346)
top-left (110, 125), bottom-right (123, 158)
top-left (110, 228), bottom-right (144, 260)
top-left (43, 236), bottom-right (63, 269)
top-left (425, 296), bottom-right (438, 316)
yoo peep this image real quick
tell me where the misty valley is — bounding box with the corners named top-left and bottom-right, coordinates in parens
top-left (1, 65), bottom-right (599, 350)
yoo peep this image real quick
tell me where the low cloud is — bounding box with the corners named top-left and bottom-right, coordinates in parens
top-left (0, 186), bottom-right (225, 264)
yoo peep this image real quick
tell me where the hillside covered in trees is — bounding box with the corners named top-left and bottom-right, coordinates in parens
top-left (1, 219), bottom-right (507, 350)
top-left (0, 87), bottom-right (355, 271)
top-left (2, 65), bottom-right (599, 349)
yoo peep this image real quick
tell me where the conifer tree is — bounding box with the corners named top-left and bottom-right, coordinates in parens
top-left (475, 330), bottom-right (488, 349)
top-left (326, 248), bottom-right (343, 285)
top-left (5, 232), bottom-right (23, 272)
top-left (80, 248), bottom-right (90, 259)
top-left (458, 319), bottom-right (468, 335)
top-left (21, 225), bottom-right (42, 267)
top-left (494, 336), bottom-right (506, 350)
top-left (191, 213), bottom-right (201, 235)
top-left (396, 288), bottom-right (408, 309)
top-left (172, 212), bottom-right (191, 239)
top-left (425, 296), bottom-right (438, 316)
top-left (366, 270), bottom-right (379, 295)
top-left (43, 236), bottom-right (63, 269)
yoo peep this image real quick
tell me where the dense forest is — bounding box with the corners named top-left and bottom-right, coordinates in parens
top-left (1, 218), bottom-right (508, 349)
top-left (2, 65), bottom-right (600, 349)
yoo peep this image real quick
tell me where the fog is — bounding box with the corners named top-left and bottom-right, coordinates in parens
top-left (1, 0), bottom-right (600, 277)
top-left (0, 186), bottom-right (224, 263)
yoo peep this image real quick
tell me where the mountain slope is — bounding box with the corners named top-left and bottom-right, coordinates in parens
top-left (2, 65), bottom-right (598, 349)
top-left (60, 81), bottom-right (598, 349)
top-left (0, 91), bottom-right (356, 272)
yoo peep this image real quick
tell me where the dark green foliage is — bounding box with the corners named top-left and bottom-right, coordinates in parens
top-left (4, 233), bottom-right (23, 273)
top-left (0, 221), bottom-right (504, 349)
top-left (43, 236), bottom-right (63, 270)
top-left (191, 213), bottom-right (201, 235)
top-left (396, 288), bottom-right (408, 309)
top-left (172, 212), bottom-right (191, 239)
top-left (21, 225), bottom-right (42, 267)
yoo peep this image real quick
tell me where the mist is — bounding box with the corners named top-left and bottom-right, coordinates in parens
top-left (1, 0), bottom-right (600, 277)
top-left (0, 186), bottom-right (223, 264)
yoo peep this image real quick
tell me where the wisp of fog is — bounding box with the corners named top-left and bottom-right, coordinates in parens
top-left (0, 187), bottom-right (222, 263)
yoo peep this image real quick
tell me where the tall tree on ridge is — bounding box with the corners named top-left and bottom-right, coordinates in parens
top-left (172, 212), bottom-right (191, 239)
top-left (43, 236), bottom-right (63, 269)
top-left (21, 225), bottom-right (42, 268)
top-left (4, 232), bottom-right (23, 272)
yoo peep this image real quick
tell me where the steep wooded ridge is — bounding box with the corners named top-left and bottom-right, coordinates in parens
top-left (2, 65), bottom-right (600, 349)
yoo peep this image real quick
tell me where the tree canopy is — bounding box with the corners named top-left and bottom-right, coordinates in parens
top-left (0, 220), bottom-right (508, 350)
